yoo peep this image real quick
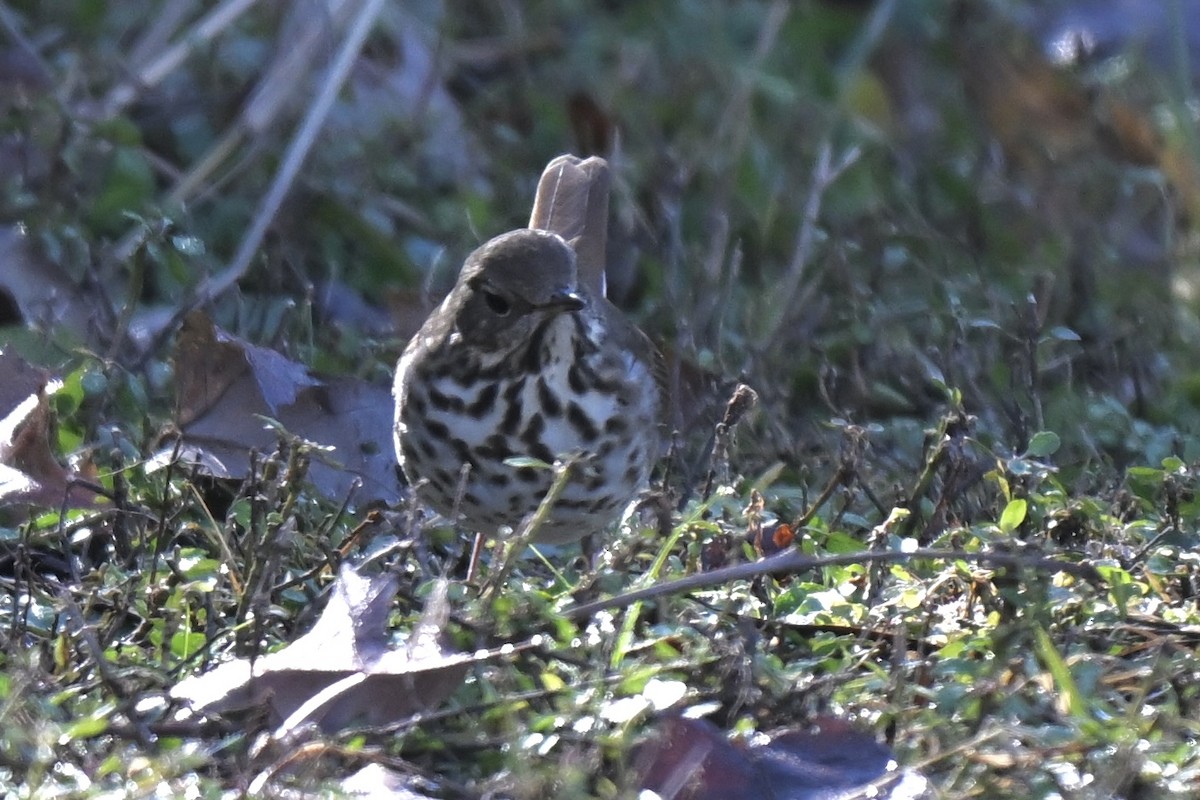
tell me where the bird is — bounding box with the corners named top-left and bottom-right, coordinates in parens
top-left (393, 155), bottom-right (664, 545)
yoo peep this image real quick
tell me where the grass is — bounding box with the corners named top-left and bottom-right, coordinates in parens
top-left (2, 0), bottom-right (1200, 797)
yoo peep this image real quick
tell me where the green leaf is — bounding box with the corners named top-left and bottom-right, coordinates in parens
top-left (60, 714), bottom-right (109, 743)
top-left (170, 630), bottom-right (207, 660)
top-left (503, 456), bottom-right (553, 470)
top-left (1026, 431), bottom-right (1061, 457)
top-left (1125, 467), bottom-right (1164, 501)
top-left (1034, 627), bottom-right (1087, 719)
top-left (824, 531), bottom-right (866, 554)
top-left (1095, 563), bottom-right (1136, 616)
top-left (88, 146), bottom-right (155, 235)
top-left (998, 498), bottom-right (1027, 532)
top-left (80, 368), bottom-right (108, 397)
top-left (1046, 326), bottom-right (1081, 342)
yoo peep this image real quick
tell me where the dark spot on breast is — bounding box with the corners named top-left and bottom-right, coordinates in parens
top-left (566, 402), bottom-right (600, 442)
top-left (451, 357), bottom-right (481, 386)
top-left (500, 380), bottom-right (525, 435)
top-left (589, 496), bottom-right (615, 513)
top-left (467, 382), bottom-right (498, 417)
top-left (522, 413), bottom-right (545, 448)
top-left (418, 438), bottom-right (438, 460)
top-left (484, 471), bottom-right (511, 487)
top-left (592, 373), bottom-right (622, 393)
top-left (431, 467), bottom-right (455, 491)
top-left (477, 434), bottom-right (513, 461)
top-left (571, 316), bottom-right (599, 352)
top-left (585, 471), bottom-right (606, 491)
top-left (464, 491), bottom-right (481, 506)
top-left (426, 419), bottom-right (451, 440)
top-left (500, 400), bottom-right (522, 436)
top-left (407, 391), bottom-right (428, 418)
top-left (475, 359), bottom-right (503, 382)
top-left (516, 467), bottom-right (539, 483)
top-left (537, 378), bottom-right (562, 417)
top-left (450, 437), bottom-right (476, 468)
top-left (624, 464), bottom-right (640, 484)
top-left (522, 322), bottom-right (551, 373)
top-left (558, 497), bottom-right (593, 510)
top-left (567, 363), bottom-right (589, 394)
top-left (604, 417), bottom-right (627, 435)
top-left (529, 440), bottom-right (555, 464)
top-left (428, 384), bottom-right (465, 412)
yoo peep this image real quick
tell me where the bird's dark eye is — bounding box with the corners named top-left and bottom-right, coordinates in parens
top-left (483, 291), bottom-right (510, 316)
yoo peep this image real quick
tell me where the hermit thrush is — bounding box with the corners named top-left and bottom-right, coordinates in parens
top-left (393, 155), bottom-right (663, 544)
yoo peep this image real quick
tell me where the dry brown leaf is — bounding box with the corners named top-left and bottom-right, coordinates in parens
top-left (0, 350), bottom-right (100, 509)
top-left (172, 564), bottom-right (473, 733)
top-left (0, 226), bottom-right (94, 340)
top-left (635, 716), bottom-right (928, 800)
top-left (166, 312), bottom-right (402, 504)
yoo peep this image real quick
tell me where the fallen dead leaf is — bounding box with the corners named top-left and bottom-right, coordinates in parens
top-left (172, 563), bottom-right (474, 733)
top-left (635, 715), bottom-right (928, 800)
top-left (0, 349), bottom-right (101, 509)
top-left (162, 311), bottom-right (402, 505)
top-left (0, 225), bottom-right (94, 341)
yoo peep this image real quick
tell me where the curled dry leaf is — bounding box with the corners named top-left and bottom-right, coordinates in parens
top-left (635, 715), bottom-right (928, 800)
top-left (0, 349), bottom-right (100, 509)
top-left (162, 311), bottom-right (402, 504)
top-left (172, 563), bottom-right (473, 734)
top-left (0, 225), bottom-right (93, 340)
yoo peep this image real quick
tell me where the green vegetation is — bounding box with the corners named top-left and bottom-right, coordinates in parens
top-left (1, 1), bottom-right (1199, 797)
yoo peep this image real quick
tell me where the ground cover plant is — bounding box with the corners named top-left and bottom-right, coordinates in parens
top-left (2, 0), bottom-right (1200, 797)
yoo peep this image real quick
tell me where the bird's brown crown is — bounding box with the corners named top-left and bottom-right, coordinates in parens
top-left (449, 228), bottom-right (587, 346)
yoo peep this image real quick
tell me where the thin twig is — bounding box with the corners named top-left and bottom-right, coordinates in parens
top-left (791, 458), bottom-right (855, 530)
top-left (760, 140), bottom-right (861, 347)
top-left (127, 0), bottom-right (199, 70)
top-left (100, 0), bottom-right (264, 118)
top-left (565, 543), bottom-right (1103, 620)
top-left (481, 456), bottom-right (580, 605)
top-left (129, 0), bottom-right (386, 369)
top-left (0, 4), bottom-right (56, 88)
top-left (203, 0), bottom-right (382, 289)
top-left (692, 0), bottom-right (789, 325)
top-left (896, 410), bottom-right (967, 541)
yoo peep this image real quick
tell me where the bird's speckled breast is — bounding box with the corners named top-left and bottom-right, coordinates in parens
top-left (394, 311), bottom-right (659, 541)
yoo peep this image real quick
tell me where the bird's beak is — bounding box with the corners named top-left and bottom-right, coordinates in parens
top-left (545, 290), bottom-right (586, 312)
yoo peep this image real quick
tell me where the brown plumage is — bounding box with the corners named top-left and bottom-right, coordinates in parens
top-left (393, 155), bottom-right (664, 543)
